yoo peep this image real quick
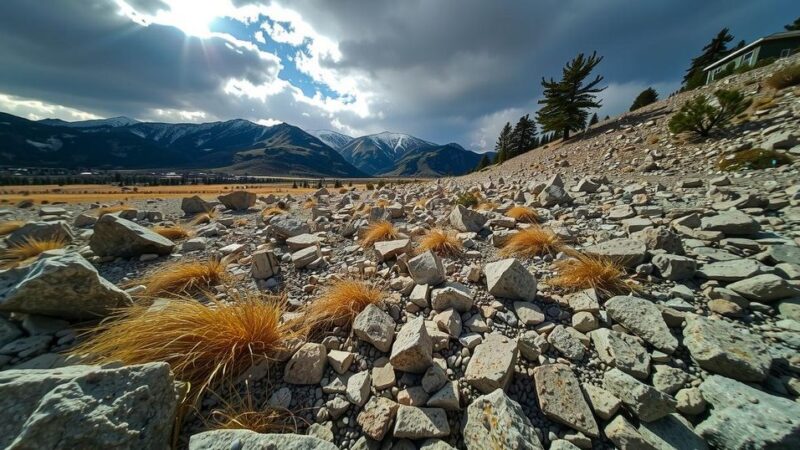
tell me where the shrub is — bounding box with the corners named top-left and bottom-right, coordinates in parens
top-left (668, 89), bottom-right (750, 136)
top-left (506, 206), bottom-right (539, 223)
top-left (92, 204), bottom-right (134, 217)
top-left (549, 254), bottom-right (629, 294)
top-left (152, 225), bottom-right (192, 240)
top-left (136, 259), bottom-right (229, 297)
top-left (417, 229), bottom-right (462, 257)
top-left (0, 220), bottom-right (25, 236)
top-left (365, 183), bottom-right (375, 190)
top-left (294, 280), bottom-right (382, 335)
top-left (72, 294), bottom-right (294, 399)
top-left (500, 228), bottom-right (564, 258)
top-left (718, 148), bottom-right (793, 171)
top-left (765, 64), bottom-right (800, 90)
top-left (0, 237), bottom-right (67, 268)
top-left (361, 220), bottom-right (399, 247)
top-left (455, 192), bottom-right (479, 208)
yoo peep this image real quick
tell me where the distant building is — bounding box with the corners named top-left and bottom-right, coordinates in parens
top-left (704, 30), bottom-right (800, 84)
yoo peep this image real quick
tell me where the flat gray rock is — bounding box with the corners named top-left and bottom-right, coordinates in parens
top-left (7, 221), bottom-right (75, 246)
top-left (696, 258), bottom-right (764, 281)
top-left (190, 430), bottom-right (337, 450)
top-left (89, 214), bottom-right (174, 257)
top-left (585, 238), bottom-right (647, 268)
top-left (591, 328), bottom-right (650, 379)
top-left (603, 368), bottom-right (676, 422)
top-left (463, 389), bottom-right (544, 450)
top-left (484, 258), bottom-right (537, 301)
top-left (449, 205), bottom-right (486, 232)
top-left (534, 363), bottom-right (599, 436)
top-left (605, 296), bottom-right (678, 353)
top-left (700, 210), bottom-right (760, 236)
top-left (393, 406), bottom-right (450, 439)
top-left (464, 333), bottom-right (518, 393)
top-left (726, 273), bottom-right (797, 302)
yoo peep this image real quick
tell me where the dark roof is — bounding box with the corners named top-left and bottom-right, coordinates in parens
top-left (704, 30), bottom-right (800, 71)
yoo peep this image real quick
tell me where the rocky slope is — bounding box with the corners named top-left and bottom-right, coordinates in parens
top-left (0, 55), bottom-right (799, 450)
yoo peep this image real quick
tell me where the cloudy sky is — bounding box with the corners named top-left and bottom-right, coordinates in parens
top-left (0, 1), bottom-right (794, 150)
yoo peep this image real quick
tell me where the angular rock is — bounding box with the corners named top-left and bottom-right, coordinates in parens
top-left (89, 214), bottom-right (175, 257)
top-left (269, 216), bottom-right (310, 240)
top-left (346, 370), bottom-right (371, 407)
top-left (449, 205), bottom-right (487, 232)
top-left (652, 254), bottom-right (696, 281)
top-left (585, 238), bottom-right (647, 268)
top-left (464, 333), bottom-right (518, 393)
top-left (463, 389), bottom-right (544, 450)
top-left (700, 210), bottom-right (760, 236)
top-left (286, 233), bottom-right (322, 251)
top-left (393, 406), bottom-right (449, 439)
top-left (603, 368), bottom-right (676, 422)
top-left (604, 415), bottom-right (655, 450)
top-left (251, 249), bottom-right (280, 279)
top-left (547, 325), bottom-right (585, 361)
top-left (189, 430), bottom-right (337, 450)
top-left (605, 296), bottom-right (678, 353)
top-left (217, 190), bottom-right (256, 211)
top-left (0, 363), bottom-right (179, 450)
top-left (514, 302), bottom-right (545, 325)
top-left (374, 238), bottom-right (411, 262)
top-left (357, 396), bottom-right (399, 441)
top-left (682, 315), bottom-right (771, 382)
top-left (7, 221), bottom-right (74, 246)
top-left (284, 343), bottom-right (327, 385)
top-left (651, 365), bottom-right (689, 395)
top-left (390, 316), bottom-right (433, 373)
top-left (534, 363), bottom-right (599, 436)
top-left (726, 273), bottom-right (796, 302)
top-left (591, 328), bottom-right (650, 379)
top-left (582, 383), bottom-right (621, 420)
top-left (353, 304), bottom-right (395, 352)
top-left (430, 282), bottom-right (473, 312)
top-left (484, 258), bottom-right (537, 301)
top-left (180, 195), bottom-right (213, 215)
top-left (0, 252), bottom-right (132, 320)
top-left (427, 381), bottom-right (460, 410)
top-left (696, 258), bottom-right (764, 281)
top-left (564, 289), bottom-right (600, 313)
top-left (407, 251), bottom-right (445, 285)
top-left (292, 245), bottom-right (321, 269)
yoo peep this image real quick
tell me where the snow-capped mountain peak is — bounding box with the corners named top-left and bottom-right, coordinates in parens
top-left (307, 129), bottom-right (354, 151)
top-left (39, 116), bottom-right (140, 128)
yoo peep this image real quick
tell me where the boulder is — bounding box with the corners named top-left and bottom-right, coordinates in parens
top-left (547, 325), bottom-right (585, 361)
top-left (180, 195), bottom-right (213, 215)
top-left (696, 258), bottom-right (764, 281)
top-left (357, 396), bottom-right (398, 441)
top-left (284, 343), bottom-right (327, 385)
top-left (353, 304), bottom-right (395, 352)
top-left (591, 328), bottom-right (650, 379)
top-left (0, 252), bottom-right (132, 320)
top-left (534, 364), bottom-right (599, 436)
top-left (251, 249), bottom-right (280, 279)
top-left (374, 239), bottom-right (411, 262)
top-left (0, 363), bottom-right (179, 450)
top-left (682, 315), bottom-right (771, 382)
top-left (605, 296), bottom-right (678, 353)
top-left (390, 316), bottom-right (433, 373)
top-left (700, 210), bottom-right (760, 236)
top-left (269, 216), bottom-right (311, 240)
top-left (449, 205), bottom-right (486, 232)
top-left (430, 282), bottom-right (474, 312)
top-left (463, 389), bottom-right (544, 450)
top-left (407, 251), bottom-right (445, 285)
top-left (189, 430), bottom-right (337, 450)
top-left (217, 190), bottom-right (256, 211)
top-left (604, 415), bottom-right (654, 450)
top-left (652, 254), bottom-right (696, 281)
top-left (464, 333), bottom-right (518, 393)
top-left (726, 274), bottom-right (796, 302)
top-left (484, 258), bottom-right (537, 301)
top-left (393, 406), bottom-right (449, 439)
top-left (286, 233), bottom-right (322, 251)
top-left (603, 368), bottom-right (676, 422)
top-left (585, 238), bottom-right (647, 268)
top-left (539, 184), bottom-right (572, 207)
top-left (89, 214), bottom-right (175, 257)
top-left (7, 221), bottom-right (74, 246)
top-left (292, 245), bottom-right (322, 269)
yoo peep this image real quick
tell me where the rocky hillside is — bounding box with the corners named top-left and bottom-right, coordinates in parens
top-left (0, 56), bottom-right (798, 450)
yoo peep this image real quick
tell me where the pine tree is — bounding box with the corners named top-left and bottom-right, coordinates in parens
top-left (786, 17), bottom-right (800, 31)
top-left (494, 122), bottom-right (513, 162)
top-left (588, 113), bottom-right (599, 127)
top-left (474, 154), bottom-right (491, 171)
top-left (683, 28), bottom-right (734, 90)
top-left (536, 51), bottom-right (605, 140)
top-left (509, 114), bottom-right (537, 157)
top-left (629, 87), bottom-right (659, 111)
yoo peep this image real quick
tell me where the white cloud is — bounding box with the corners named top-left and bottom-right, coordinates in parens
top-left (146, 108), bottom-right (209, 122)
top-left (0, 92), bottom-right (101, 121)
top-left (468, 107), bottom-right (526, 151)
top-left (595, 80), bottom-right (681, 119)
top-left (257, 118), bottom-right (282, 126)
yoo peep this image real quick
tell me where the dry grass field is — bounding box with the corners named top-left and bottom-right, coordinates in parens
top-left (0, 183), bottom-right (334, 205)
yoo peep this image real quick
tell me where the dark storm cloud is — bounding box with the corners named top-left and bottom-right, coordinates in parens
top-left (0, 0), bottom-right (279, 118)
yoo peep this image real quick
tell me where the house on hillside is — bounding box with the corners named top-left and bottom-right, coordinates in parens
top-left (704, 30), bottom-right (800, 84)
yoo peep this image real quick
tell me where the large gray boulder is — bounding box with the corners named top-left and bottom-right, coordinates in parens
top-left (407, 250), bottom-right (445, 286)
top-left (484, 258), bottom-right (537, 301)
top-left (682, 315), bottom-right (771, 382)
top-left (217, 190), bottom-right (256, 211)
top-left (697, 375), bottom-right (800, 450)
top-left (0, 363), bottom-right (180, 450)
top-left (534, 363), bottom-right (598, 436)
top-left (89, 214), bottom-right (175, 257)
top-left (7, 221), bottom-right (75, 246)
top-left (269, 216), bottom-right (311, 240)
top-left (603, 368), bottom-right (676, 422)
top-left (700, 210), bottom-right (760, 236)
top-left (390, 316), bottom-right (433, 373)
top-left (0, 252), bottom-right (132, 320)
top-left (605, 296), bottom-right (678, 353)
top-left (463, 389), bottom-right (544, 450)
top-left (465, 333), bottom-right (518, 393)
top-left (726, 274), bottom-right (797, 302)
top-left (180, 195), bottom-right (214, 215)
top-left (189, 430), bottom-right (338, 450)
top-left (449, 205), bottom-right (486, 232)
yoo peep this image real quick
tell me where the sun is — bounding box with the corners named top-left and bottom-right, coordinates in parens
top-left (156, 0), bottom-right (223, 37)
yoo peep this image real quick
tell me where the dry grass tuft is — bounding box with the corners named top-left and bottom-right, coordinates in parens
top-left (208, 387), bottom-right (302, 434)
top-left (93, 204), bottom-right (133, 217)
top-left (500, 227), bottom-right (564, 258)
top-left (414, 197), bottom-right (429, 209)
top-left (189, 209), bottom-right (220, 225)
top-left (294, 280), bottom-right (382, 335)
top-left (476, 201), bottom-right (497, 211)
top-left (549, 254), bottom-right (630, 294)
top-left (506, 205), bottom-right (539, 223)
top-left (0, 237), bottom-right (67, 268)
top-left (417, 228), bottom-right (462, 257)
top-left (0, 220), bottom-right (25, 236)
top-left (72, 294), bottom-right (295, 399)
top-left (765, 64), bottom-right (800, 90)
top-left (303, 197), bottom-right (317, 209)
top-left (153, 225), bottom-right (193, 240)
top-left (361, 220), bottom-right (399, 247)
top-left (137, 259), bottom-right (229, 297)
top-left (375, 199), bottom-right (390, 208)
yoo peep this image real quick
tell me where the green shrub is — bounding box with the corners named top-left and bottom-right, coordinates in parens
top-left (668, 89), bottom-right (750, 137)
top-left (365, 183), bottom-right (375, 190)
top-left (718, 148), bottom-right (793, 171)
top-left (765, 64), bottom-right (800, 90)
top-left (455, 192), bottom-right (479, 208)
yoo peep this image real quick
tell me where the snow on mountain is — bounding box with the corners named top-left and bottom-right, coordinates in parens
top-left (39, 116), bottom-right (140, 128)
top-left (366, 131), bottom-right (436, 156)
top-left (307, 129), bottom-right (354, 151)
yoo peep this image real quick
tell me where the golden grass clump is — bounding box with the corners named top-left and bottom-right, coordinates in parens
top-left (361, 220), bottom-right (400, 247)
top-left (476, 201), bottom-right (497, 211)
top-left (93, 204), bottom-right (133, 217)
top-left (189, 208), bottom-right (220, 225)
top-left (506, 205), bottom-right (539, 223)
top-left (765, 63), bottom-right (800, 90)
top-left (417, 228), bottom-right (462, 257)
top-left (153, 225), bottom-right (192, 240)
top-left (0, 237), bottom-right (67, 268)
top-left (500, 227), bottom-right (564, 258)
top-left (137, 259), bottom-right (229, 297)
top-left (375, 199), bottom-right (390, 208)
top-left (0, 220), bottom-right (25, 236)
top-left (208, 389), bottom-right (301, 434)
top-left (296, 280), bottom-right (382, 334)
top-left (303, 197), bottom-right (317, 209)
top-left (549, 254), bottom-right (630, 294)
top-left (72, 295), bottom-right (294, 397)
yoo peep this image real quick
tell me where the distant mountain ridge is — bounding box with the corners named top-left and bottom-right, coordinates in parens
top-left (337, 132), bottom-right (439, 175)
top-left (307, 129), bottom-right (353, 151)
top-left (38, 116), bottom-right (140, 128)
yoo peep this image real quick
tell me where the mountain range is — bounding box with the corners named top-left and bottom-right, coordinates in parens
top-left (0, 112), bottom-right (489, 178)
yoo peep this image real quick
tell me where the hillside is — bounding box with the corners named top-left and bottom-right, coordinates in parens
top-left (379, 143), bottom-right (488, 177)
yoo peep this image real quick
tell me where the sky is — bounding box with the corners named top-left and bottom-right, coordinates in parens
top-left (0, 1), bottom-right (795, 151)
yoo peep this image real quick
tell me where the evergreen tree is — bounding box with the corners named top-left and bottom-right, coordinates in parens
top-left (509, 114), bottom-right (537, 157)
top-left (629, 87), bottom-right (659, 111)
top-left (588, 113), bottom-right (599, 127)
top-left (494, 122), bottom-right (513, 162)
top-left (683, 28), bottom-right (734, 90)
top-left (786, 17), bottom-right (800, 31)
top-left (536, 51), bottom-right (605, 140)
top-left (474, 154), bottom-right (491, 171)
